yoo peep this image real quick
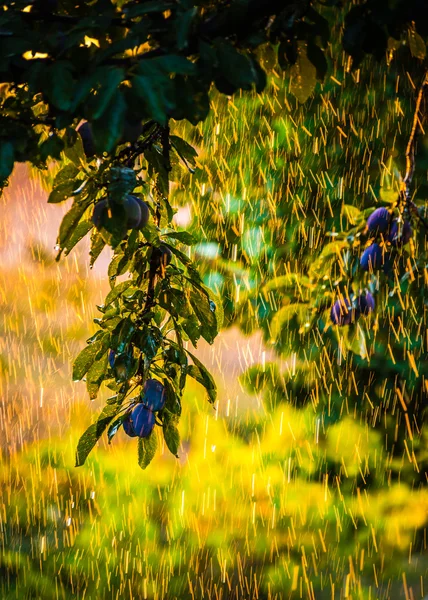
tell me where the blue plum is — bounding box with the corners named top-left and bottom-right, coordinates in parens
top-left (330, 298), bottom-right (359, 326)
top-left (388, 220), bottom-right (412, 247)
top-left (77, 122), bottom-right (95, 158)
top-left (108, 349), bottom-right (116, 369)
top-left (123, 404), bottom-right (155, 438)
top-left (356, 292), bottom-right (375, 315)
top-left (366, 207), bottom-right (390, 234)
top-left (149, 246), bottom-right (172, 272)
top-left (126, 195), bottom-right (150, 228)
top-left (360, 243), bottom-right (390, 272)
top-left (141, 379), bottom-right (166, 412)
top-left (123, 195), bottom-right (142, 229)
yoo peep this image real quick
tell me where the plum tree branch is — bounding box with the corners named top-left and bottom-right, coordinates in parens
top-left (402, 71), bottom-right (428, 230)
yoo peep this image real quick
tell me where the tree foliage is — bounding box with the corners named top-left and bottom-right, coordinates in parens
top-left (1, 0), bottom-right (427, 469)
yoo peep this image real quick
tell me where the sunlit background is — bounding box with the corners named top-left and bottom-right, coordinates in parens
top-left (1, 55), bottom-right (428, 600)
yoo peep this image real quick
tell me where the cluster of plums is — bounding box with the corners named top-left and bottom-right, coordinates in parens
top-left (330, 291), bottom-right (375, 325)
top-left (359, 207), bottom-right (412, 272)
top-left (331, 207), bottom-right (412, 326)
top-left (125, 379), bottom-right (166, 438)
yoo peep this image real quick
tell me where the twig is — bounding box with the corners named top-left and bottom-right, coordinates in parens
top-left (400, 72), bottom-right (428, 204)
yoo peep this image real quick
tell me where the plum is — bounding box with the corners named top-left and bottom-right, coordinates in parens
top-left (149, 245), bottom-right (172, 272)
top-left (77, 122), bottom-right (96, 158)
top-left (360, 243), bottom-right (390, 272)
top-left (92, 199), bottom-right (108, 229)
top-left (330, 298), bottom-right (359, 326)
top-left (388, 219), bottom-right (412, 247)
top-left (108, 349), bottom-right (116, 369)
top-left (356, 292), bottom-right (375, 315)
top-left (92, 196), bottom-right (149, 233)
top-left (141, 378), bottom-right (166, 412)
top-left (366, 207), bottom-right (390, 234)
top-left (126, 195), bottom-right (150, 228)
top-left (123, 404), bottom-right (155, 438)
top-left (123, 195), bottom-right (142, 229)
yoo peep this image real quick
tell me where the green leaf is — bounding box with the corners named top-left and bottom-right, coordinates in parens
top-left (176, 8), bottom-right (196, 50)
top-left (48, 180), bottom-right (78, 204)
top-left (132, 74), bottom-right (169, 125)
top-left (186, 351), bottom-right (217, 404)
top-left (163, 421), bottom-right (180, 457)
top-left (189, 286), bottom-right (218, 344)
top-left (137, 430), bottom-right (158, 469)
top-left (39, 135), bottom-right (65, 161)
top-left (215, 40), bottom-right (257, 92)
top-left (408, 29), bottom-right (426, 60)
top-left (44, 62), bottom-right (75, 111)
top-left (170, 135), bottom-right (198, 167)
top-left (73, 337), bottom-right (108, 381)
top-left (270, 303), bottom-right (310, 341)
top-left (92, 90), bottom-right (126, 153)
top-left (124, 1), bottom-right (172, 18)
top-left (86, 353), bottom-right (109, 399)
top-left (90, 230), bottom-right (106, 267)
top-left (91, 67), bottom-right (125, 120)
top-left (63, 134), bottom-right (85, 166)
top-left (105, 280), bottom-right (134, 306)
top-left (290, 45), bottom-right (317, 104)
top-left (53, 164), bottom-right (79, 187)
top-left (63, 220), bottom-right (93, 255)
top-left (163, 230), bottom-right (196, 245)
top-left (107, 413), bottom-right (128, 444)
top-left (58, 195), bottom-right (92, 247)
top-left (75, 403), bottom-right (121, 467)
top-left (0, 141), bottom-right (15, 181)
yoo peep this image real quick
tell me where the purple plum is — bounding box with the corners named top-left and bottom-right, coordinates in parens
top-left (141, 379), bottom-right (166, 412)
top-left (77, 122), bottom-right (96, 158)
top-left (126, 195), bottom-right (150, 228)
top-left (356, 292), bottom-right (375, 315)
top-left (330, 298), bottom-right (359, 326)
top-left (360, 243), bottom-right (390, 272)
top-left (388, 220), bottom-right (412, 247)
top-left (366, 207), bottom-right (390, 235)
top-left (123, 404), bottom-right (155, 438)
top-left (123, 195), bottom-right (142, 229)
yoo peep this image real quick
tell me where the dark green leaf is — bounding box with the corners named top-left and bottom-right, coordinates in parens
top-left (0, 141), bottom-right (15, 181)
top-left (163, 421), bottom-right (180, 457)
top-left (163, 230), bottom-right (196, 245)
top-left (91, 67), bottom-right (125, 120)
top-left (189, 286), bottom-right (218, 344)
top-left (90, 230), bottom-right (106, 267)
top-left (92, 90), bottom-right (126, 153)
top-left (137, 430), bottom-right (158, 469)
top-left (73, 336), bottom-right (108, 381)
top-left (75, 403), bottom-right (121, 467)
top-left (44, 62), bottom-right (75, 111)
top-left (86, 354), bottom-right (109, 399)
top-left (186, 350), bottom-right (217, 404)
top-left (170, 135), bottom-right (198, 166)
top-left (58, 195), bottom-right (92, 247)
top-left (63, 220), bottom-right (93, 255)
